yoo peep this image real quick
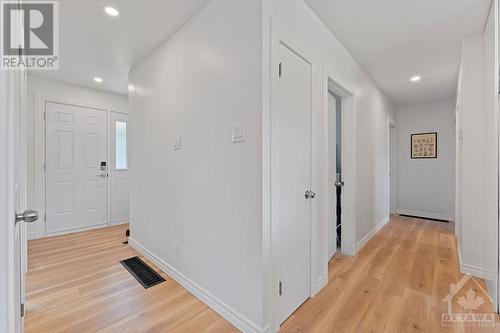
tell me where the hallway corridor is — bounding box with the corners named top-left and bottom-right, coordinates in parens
top-left (25, 217), bottom-right (499, 332)
top-left (281, 216), bottom-right (499, 332)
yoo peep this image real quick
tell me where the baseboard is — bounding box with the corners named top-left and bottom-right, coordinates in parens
top-left (397, 209), bottom-right (452, 221)
top-left (110, 219), bottom-right (129, 226)
top-left (356, 216), bottom-right (389, 252)
top-left (28, 222), bottom-right (123, 240)
top-left (458, 246), bottom-right (496, 280)
top-left (311, 276), bottom-right (327, 297)
top-left (128, 238), bottom-right (268, 333)
top-left (460, 263), bottom-right (496, 281)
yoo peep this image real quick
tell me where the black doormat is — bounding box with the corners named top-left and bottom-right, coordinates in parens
top-left (120, 257), bottom-right (165, 289)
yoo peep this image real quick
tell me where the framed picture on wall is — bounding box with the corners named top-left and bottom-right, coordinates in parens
top-left (411, 132), bottom-right (437, 159)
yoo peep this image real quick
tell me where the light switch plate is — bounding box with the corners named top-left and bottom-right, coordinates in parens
top-left (173, 136), bottom-right (182, 150)
top-left (232, 124), bottom-right (247, 143)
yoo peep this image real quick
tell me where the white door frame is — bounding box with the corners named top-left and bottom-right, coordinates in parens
top-left (388, 118), bottom-right (396, 217)
top-left (323, 73), bottom-right (357, 257)
top-left (109, 111), bottom-right (130, 224)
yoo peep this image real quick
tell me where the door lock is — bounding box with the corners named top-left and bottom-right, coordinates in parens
top-left (305, 190), bottom-right (316, 199)
top-left (15, 210), bottom-right (39, 224)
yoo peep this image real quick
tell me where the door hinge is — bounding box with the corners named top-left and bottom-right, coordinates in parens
top-left (43, 111), bottom-right (46, 120)
top-left (43, 162), bottom-right (46, 172)
top-left (279, 281), bottom-right (282, 296)
top-left (279, 63), bottom-right (282, 77)
top-left (44, 214), bottom-right (46, 222)
top-left (21, 303), bottom-right (24, 317)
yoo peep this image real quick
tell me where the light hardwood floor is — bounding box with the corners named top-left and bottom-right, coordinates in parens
top-left (26, 224), bottom-right (238, 333)
top-left (26, 216), bottom-right (499, 332)
top-left (281, 215), bottom-right (499, 333)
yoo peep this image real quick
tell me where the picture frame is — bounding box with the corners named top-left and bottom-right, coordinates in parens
top-left (411, 132), bottom-right (437, 159)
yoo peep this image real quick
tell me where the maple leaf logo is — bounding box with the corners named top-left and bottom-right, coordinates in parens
top-left (457, 289), bottom-right (485, 313)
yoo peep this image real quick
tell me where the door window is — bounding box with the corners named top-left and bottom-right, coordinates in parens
top-left (115, 121), bottom-right (128, 170)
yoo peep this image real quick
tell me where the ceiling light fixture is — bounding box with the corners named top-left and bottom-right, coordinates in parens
top-left (94, 77), bottom-right (103, 83)
top-left (411, 75), bottom-right (421, 82)
top-left (104, 6), bottom-right (119, 17)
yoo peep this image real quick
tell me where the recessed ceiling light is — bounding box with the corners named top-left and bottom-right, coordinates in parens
top-left (104, 6), bottom-right (119, 17)
top-left (411, 75), bottom-right (421, 82)
top-left (94, 77), bottom-right (103, 83)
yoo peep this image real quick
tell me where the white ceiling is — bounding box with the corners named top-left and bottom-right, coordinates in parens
top-left (304, 0), bottom-right (492, 107)
top-left (36, 0), bottom-right (212, 95)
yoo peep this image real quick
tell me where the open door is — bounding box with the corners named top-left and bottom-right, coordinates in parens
top-left (0, 65), bottom-right (32, 333)
top-left (0, 5), bottom-right (33, 329)
top-left (328, 92), bottom-right (337, 260)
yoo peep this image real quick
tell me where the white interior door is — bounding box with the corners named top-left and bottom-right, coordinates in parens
top-left (328, 92), bottom-right (337, 260)
top-left (110, 112), bottom-right (129, 224)
top-left (1, 66), bottom-right (26, 333)
top-left (13, 69), bottom-right (24, 333)
top-left (46, 102), bottom-right (108, 233)
top-left (276, 42), bottom-right (312, 324)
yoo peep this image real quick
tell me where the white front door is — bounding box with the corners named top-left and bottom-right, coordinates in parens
top-left (45, 102), bottom-right (108, 233)
top-left (110, 112), bottom-right (129, 223)
top-left (276, 42), bottom-right (312, 323)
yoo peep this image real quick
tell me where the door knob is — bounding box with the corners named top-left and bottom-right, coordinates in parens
top-left (15, 210), bottom-right (39, 224)
top-left (335, 180), bottom-right (345, 187)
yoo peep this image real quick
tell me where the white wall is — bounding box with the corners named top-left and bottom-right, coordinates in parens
top-left (481, 1), bottom-right (498, 308)
top-left (456, 5), bottom-right (498, 299)
top-left (128, 0), bottom-right (264, 331)
top-left (263, 0), bottom-right (395, 329)
top-left (26, 75), bottom-right (129, 239)
top-left (395, 100), bottom-right (455, 221)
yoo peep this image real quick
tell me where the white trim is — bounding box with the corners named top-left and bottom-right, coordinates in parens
top-left (315, 276), bottom-right (327, 292)
top-left (109, 218), bottom-right (129, 226)
top-left (356, 217), bottom-right (389, 252)
top-left (387, 119), bottom-right (397, 216)
top-left (460, 263), bottom-right (496, 281)
top-left (397, 209), bottom-right (452, 221)
top-left (323, 69), bottom-right (356, 257)
top-left (457, 246), bottom-right (496, 281)
top-left (128, 238), bottom-right (269, 333)
top-left (27, 221), bottom-right (127, 240)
